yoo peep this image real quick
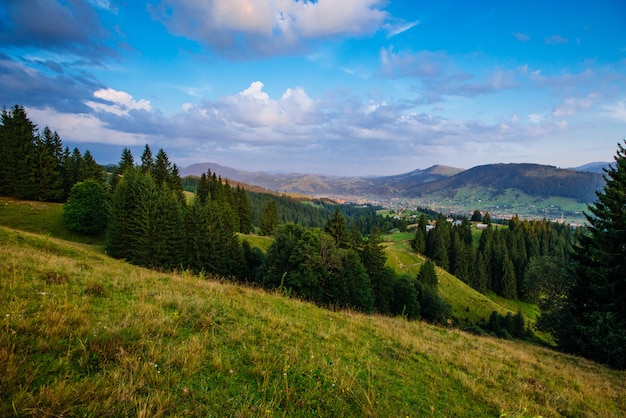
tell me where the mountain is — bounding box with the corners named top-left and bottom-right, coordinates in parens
top-left (570, 161), bottom-right (612, 174)
top-left (405, 163), bottom-right (604, 202)
top-left (180, 163), bottom-right (463, 196)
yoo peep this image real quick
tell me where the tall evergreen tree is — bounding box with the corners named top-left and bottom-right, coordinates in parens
top-left (110, 147), bottom-right (135, 191)
top-left (259, 200), bottom-right (279, 236)
top-left (35, 127), bottom-right (64, 201)
top-left (140, 144), bottom-right (153, 173)
top-left (80, 150), bottom-right (105, 183)
top-left (360, 228), bottom-right (395, 314)
top-left (546, 140), bottom-right (626, 368)
top-left (0, 105), bottom-right (38, 199)
top-left (153, 148), bottom-right (171, 187)
top-left (326, 206), bottom-right (350, 248)
top-left (196, 172), bottom-right (210, 205)
top-left (235, 185), bottom-right (252, 233)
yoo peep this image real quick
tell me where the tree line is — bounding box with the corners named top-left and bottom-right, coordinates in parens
top-left (3, 105), bottom-right (624, 369)
top-left (412, 213), bottom-right (577, 302)
top-left (98, 146), bottom-right (451, 322)
top-left (0, 105), bottom-right (105, 201)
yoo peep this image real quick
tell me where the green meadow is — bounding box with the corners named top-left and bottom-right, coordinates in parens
top-left (1, 197), bottom-right (625, 417)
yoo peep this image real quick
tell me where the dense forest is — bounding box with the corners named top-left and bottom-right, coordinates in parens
top-left (2, 105), bottom-right (625, 369)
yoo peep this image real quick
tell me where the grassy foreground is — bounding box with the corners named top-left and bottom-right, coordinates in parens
top-left (1, 225), bottom-right (625, 417)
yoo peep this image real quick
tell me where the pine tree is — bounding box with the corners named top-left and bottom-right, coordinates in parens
top-left (417, 259), bottom-right (438, 288)
top-left (153, 148), bottom-right (171, 187)
top-left (500, 255), bottom-right (518, 299)
top-left (0, 105), bottom-right (38, 199)
top-left (196, 172), bottom-right (210, 205)
top-left (235, 185), bottom-right (252, 233)
top-left (326, 206), bottom-right (350, 248)
top-left (259, 200), bottom-right (279, 236)
top-left (549, 140), bottom-right (626, 368)
top-left (140, 144), bottom-right (153, 173)
top-left (106, 168), bottom-right (148, 261)
top-left (81, 150), bottom-right (105, 183)
top-left (360, 228), bottom-right (395, 314)
top-left (35, 127), bottom-right (64, 201)
top-left (110, 147), bottom-right (135, 191)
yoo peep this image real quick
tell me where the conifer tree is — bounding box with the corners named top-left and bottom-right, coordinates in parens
top-left (35, 127), bottom-right (64, 201)
top-left (153, 148), bottom-right (171, 187)
top-left (197, 172), bottom-right (210, 205)
top-left (360, 228), bottom-right (395, 314)
top-left (234, 185), bottom-right (252, 233)
top-left (260, 200), bottom-right (279, 236)
top-left (500, 255), bottom-right (518, 299)
top-left (548, 140), bottom-right (626, 368)
top-left (110, 147), bottom-right (135, 191)
top-left (0, 105), bottom-right (38, 199)
top-left (140, 144), bottom-right (153, 173)
top-left (81, 150), bottom-right (105, 183)
top-left (326, 206), bottom-right (350, 248)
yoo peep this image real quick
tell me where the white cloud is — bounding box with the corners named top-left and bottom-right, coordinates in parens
top-left (552, 95), bottom-right (594, 118)
top-left (149, 0), bottom-right (388, 57)
top-left (86, 87), bottom-right (152, 115)
top-left (26, 106), bottom-right (149, 146)
top-left (384, 19), bottom-right (420, 38)
top-left (602, 100), bottom-right (626, 122)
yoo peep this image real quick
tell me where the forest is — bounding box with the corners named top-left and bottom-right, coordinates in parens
top-left (1, 104), bottom-right (625, 369)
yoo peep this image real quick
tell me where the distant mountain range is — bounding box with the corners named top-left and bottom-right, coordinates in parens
top-left (180, 161), bottom-right (607, 203)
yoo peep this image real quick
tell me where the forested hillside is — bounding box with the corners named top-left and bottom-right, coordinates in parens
top-left (407, 163), bottom-right (604, 202)
top-left (2, 105), bottom-right (625, 371)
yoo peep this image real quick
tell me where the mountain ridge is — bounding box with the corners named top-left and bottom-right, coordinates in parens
top-left (181, 161), bottom-right (603, 203)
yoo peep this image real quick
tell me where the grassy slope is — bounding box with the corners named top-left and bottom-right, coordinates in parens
top-left (2, 225), bottom-right (626, 417)
top-left (382, 234), bottom-right (514, 324)
top-left (1, 197), bottom-right (625, 416)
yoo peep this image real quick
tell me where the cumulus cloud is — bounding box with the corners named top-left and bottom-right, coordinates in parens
top-left (86, 88), bottom-right (152, 116)
top-left (148, 0), bottom-right (388, 58)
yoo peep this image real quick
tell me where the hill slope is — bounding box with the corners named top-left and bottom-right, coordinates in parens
top-left (181, 162), bottom-right (602, 207)
top-left (401, 163), bottom-right (604, 202)
top-left (1, 225), bottom-right (625, 416)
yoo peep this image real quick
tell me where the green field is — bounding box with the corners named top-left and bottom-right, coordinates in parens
top-left (408, 186), bottom-right (588, 225)
top-left (1, 198), bottom-right (625, 416)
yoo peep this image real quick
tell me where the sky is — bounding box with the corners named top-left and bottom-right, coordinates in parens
top-left (1, 1), bottom-right (625, 176)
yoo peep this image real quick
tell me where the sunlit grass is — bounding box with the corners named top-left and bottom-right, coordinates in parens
top-left (2, 224), bottom-right (625, 417)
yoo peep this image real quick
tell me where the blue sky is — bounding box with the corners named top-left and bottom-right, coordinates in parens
top-left (1, 0), bottom-right (625, 176)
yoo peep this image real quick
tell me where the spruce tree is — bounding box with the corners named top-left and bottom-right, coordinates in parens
top-left (550, 141), bottom-right (626, 368)
top-left (260, 200), bottom-right (279, 236)
top-left (35, 127), bottom-right (64, 201)
top-left (326, 206), bottom-right (350, 248)
top-left (360, 228), bottom-right (395, 314)
top-left (140, 144), bottom-right (153, 173)
top-left (81, 150), bottom-right (105, 183)
top-left (0, 105), bottom-right (38, 199)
